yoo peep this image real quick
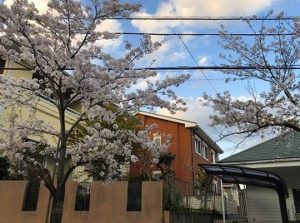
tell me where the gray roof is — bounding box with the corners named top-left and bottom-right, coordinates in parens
top-left (219, 132), bottom-right (300, 163)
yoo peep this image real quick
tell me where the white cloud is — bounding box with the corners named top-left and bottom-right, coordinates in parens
top-left (96, 20), bottom-right (123, 33)
top-left (132, 0), bottom-right (274, 33)
top-left (4, 0), bottom-right (124, 51)
top-left (131, 0), bottom-right (274, 70)
top-left (198, 56), bottom-right (208, 65)
top-left (95, 20), bottom-right (123, 51)
top-left (171, 51), bottom-right (187, 62)
top-left (132, 73), bottom-right (162, 90)
top-left (158, 96), bottom-right (215, 135)
top-left (4, 0), bottom-right (49, 14)
top-left (136, 37), bottom-right (186, 67)
top-left (159, 0), bottom-right (273, 17)
top-left (156, 95), bottom-right (273, 158)
top-left (131, 11), bottom-right (173, 33)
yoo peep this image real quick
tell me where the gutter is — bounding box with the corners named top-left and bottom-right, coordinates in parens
top-left (219, 157), bottom-right (300, 166)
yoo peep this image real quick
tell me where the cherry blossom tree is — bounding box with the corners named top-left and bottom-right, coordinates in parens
top-left (0, 0), bottom-right (189, 222)
top-left (203, 13), bottom-right (300, 146)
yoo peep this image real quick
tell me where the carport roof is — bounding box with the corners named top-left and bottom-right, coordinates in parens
top-left (219, 132), bottom-right (300, 163)
top-left (200, 163), bottom-right (289, 223)
top-left (200, 164), bottom-right (288, 198)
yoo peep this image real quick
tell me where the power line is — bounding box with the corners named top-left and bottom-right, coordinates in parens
top-left (113, 32), bottom-right (294, 36)
top-left (107, 16), bottom-right (298, 21)
top-left (178, 34), bottom-right (218, 93)
top-left (188, 78), bottom-right (234, 81)
top-left (2, 65), bottom-right (300, 71)
top-left (130, 66), bottom-right (300, 71)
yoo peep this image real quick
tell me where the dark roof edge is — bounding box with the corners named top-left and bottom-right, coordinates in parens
top-left (193, 126), bottom-right (223, 154)
top-left (137, 111), bottom-right (197, 127)
top-left (218, 157), bottom-right (300, 164)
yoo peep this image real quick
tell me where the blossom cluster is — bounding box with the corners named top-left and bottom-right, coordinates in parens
top-left (0, 0), bottom-right (188, 182)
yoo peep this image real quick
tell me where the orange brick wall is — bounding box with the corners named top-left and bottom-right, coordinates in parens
top-left (192, 135), bottom-right (214, 176)
top-left (138, 114), bottom-right (193, 183)
top-left (137, 114), bottom-right (218, 185)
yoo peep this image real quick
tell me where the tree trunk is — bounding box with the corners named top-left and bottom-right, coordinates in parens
top-left (50, 186), bottom-right (65, 223)
top-left (49, 102), bottom-right (67, 223)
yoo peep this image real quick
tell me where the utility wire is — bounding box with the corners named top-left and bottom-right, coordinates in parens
top-left (178, 34), bottom-right (218, 93)
top-left (2, 65), bottom-right (300, 71)
top-left (188, 78), bottom-right (237, 81)
top-left (107, 16), bottom-right (298, 21)
top-left (113, 32), bottom-right (294, 36)
top-left (62, 15), bottom-right (298, 21)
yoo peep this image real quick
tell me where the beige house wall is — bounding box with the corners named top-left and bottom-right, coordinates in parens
top-left (0, 60), bottom-right (80, 147)
top-left (0, 181), bottom-right (164, 223)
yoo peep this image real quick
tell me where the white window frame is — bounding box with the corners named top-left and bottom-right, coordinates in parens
top-left (202, 142), bottom-right (209, 159)
top-left (153, 133), bottom-right (161, 146)
top-left (194, 136), bottom-right (202, 155)
top-left (211, 150), bottom-right (216, 163)
top-left (213, 180), bottom-right (218, 193)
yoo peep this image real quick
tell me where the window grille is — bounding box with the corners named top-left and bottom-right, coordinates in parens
top-left (22, 177), bottom-right (40, 211)
top-left (75, 182), bottom-right (91, 211)
top-left (127, 179), bottom-right (142, 211)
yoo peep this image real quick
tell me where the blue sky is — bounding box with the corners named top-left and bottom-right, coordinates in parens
top-left (4, 0), bottom-right (300, 158)
top-left (114, 0), bottom-right (300, 158)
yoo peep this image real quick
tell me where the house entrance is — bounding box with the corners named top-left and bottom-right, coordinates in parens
top-left (293, 189), bottom-right (300, 213)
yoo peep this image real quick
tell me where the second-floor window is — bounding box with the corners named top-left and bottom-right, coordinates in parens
top-left (153, 133), bottom-right (161, 146)
top-left (211, 151), bottom-right (216, 163)
top-left (195, 137), bottom-right (202, 154)
top-left (203, 142), bottom-right (209, 159)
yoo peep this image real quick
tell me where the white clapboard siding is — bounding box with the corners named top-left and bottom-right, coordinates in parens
top-left (246, 185), bottom-right (281, 223)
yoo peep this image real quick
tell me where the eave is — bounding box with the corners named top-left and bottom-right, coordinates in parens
top-left (219, 158), bottom-right (300, 168)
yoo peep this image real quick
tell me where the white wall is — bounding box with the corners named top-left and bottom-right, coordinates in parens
top-left (235, 165), bottom-right (300, 221)
top-left (246, 186), bottom-right (281, 223)
top-left (268, 166), bottom-right (300, 221)
top-left (188, 195), bottom-right (238, 215)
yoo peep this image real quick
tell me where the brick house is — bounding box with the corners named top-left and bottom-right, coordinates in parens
top-left (135, 111), bottom-right (223, 186)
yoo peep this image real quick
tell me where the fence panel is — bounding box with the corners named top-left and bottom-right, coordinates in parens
top-left (170, 210), bottom-right (214, 223)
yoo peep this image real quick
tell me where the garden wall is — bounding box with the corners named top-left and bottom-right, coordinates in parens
top-left (0, 181), bottom-right (164, 223)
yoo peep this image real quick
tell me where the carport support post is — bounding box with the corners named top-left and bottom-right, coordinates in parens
top-left (221, 179), bottom-right (226, 223)
top-left (278, 194), bottom-right (289, 223)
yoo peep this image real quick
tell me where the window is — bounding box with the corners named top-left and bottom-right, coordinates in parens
top-left (0, 59), bottom-right (5, 74)
top-left (212, 180), bottom-right (218, 193)
top-left (211, 151), bottom-right (216, 163)
top-left (195, 137), bottom-right (202, 154)
top-left (203, 142), bottom-right (209, 159)
top-left (153, 133), bottom-right (161, 146)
